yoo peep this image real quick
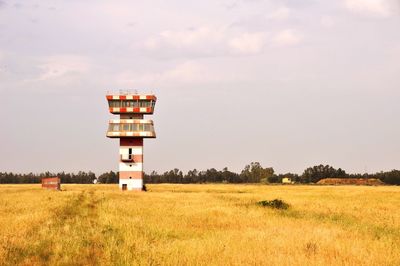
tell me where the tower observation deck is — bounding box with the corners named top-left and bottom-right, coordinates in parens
top-left (106, 92), bottom-right (157, 191)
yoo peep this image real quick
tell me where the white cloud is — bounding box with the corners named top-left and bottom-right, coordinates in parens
top-left (228, 32), bottom-right (267, 55)
top-left (344, 0), bottom-right (397, 17)
top-left (117, 62), bottom-right (213, 86)
top-left (272, 29), bottom-right (302, 46)
top-left (268, 6), bottom-right (291, 20)
top-left (143, 26), bottom-right (304, 57)
top-left (0, 51), bottom-right (5, 75)
top-left (321, 16), bottom-right (335, 27)
top-left (142, 26), bottom-right (268, 57)
top-left (0, 50), bottom-right (3, 68)
top-left (36, 55), bottom-right (90, 81)
top-left (116, 61), bottom-right (248, 87)
top-left (143, 27), bottom-right (224, 50)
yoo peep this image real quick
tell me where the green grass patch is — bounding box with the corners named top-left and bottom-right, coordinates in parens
top-left (257, 199), bottom-right (290, 210)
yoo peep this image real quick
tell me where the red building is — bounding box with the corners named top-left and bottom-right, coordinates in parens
top-left (106, 93), bottom-right (157, 191)
top-left (42, 177), bottom-right (61, 190)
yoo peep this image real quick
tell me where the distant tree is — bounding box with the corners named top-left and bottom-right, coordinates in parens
top-left (375, 170), bottom-right (400, 185)
top-left (160, 168), bottom-right (183, 183)
top-left (2, 166), bottom-right (399, 185)
top-left (98, 171), bottom-right (118, 184)
top-left (240, 162), bottom-right (274, 183)
top-left (267, 175), bottom-right (281, 183)
top-left (144, 170), bottom-right (160, 183)
top-left (301, 165), bottom-right (347, 183)
top-left (185, 169), bottom-right (199, 183)
top-left (0, 171), bottom-right (97, 184)
top-left (221, 167), bottom-right (240, 183)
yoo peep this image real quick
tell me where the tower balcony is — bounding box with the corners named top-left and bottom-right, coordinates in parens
top-left (106, 119), bottom-right (156, 138)
top-left (106, 94), bottom-right (157, 114)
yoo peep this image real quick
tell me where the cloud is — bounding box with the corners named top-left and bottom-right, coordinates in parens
top-left (320, 16), bottom-right (335, 27)
top-left (142, 25), bottom-right (304, 59)
top-left (117, 62), bottom-right (213, 86)
top-left (142, 26), bottom-right (269, 57)
top-left (117, 61), bottom-right (225, 86)
top-left (160, 61), bottom-right (205, 83)
top-left (144, 27), bottom-right (223, 50)
top-left (222, 0), bottom-right (264, 10)
top-left (223, 1), bottom-right (239, 10)
top-left (141, 23), bottom-right (310, 57)
top-left (272, 29), bottom-right (302, 46)
top-left (277, 0), bottom-right (314, 8)
top-left (228, 32), bottom-right (267, 55)
top-left (116, 60), bottom-right (249, 88)
top-left (268, 6), bottom-right (291, 20)
top-left (142, 26), bottom-right (228, 58)
top-left (36, 55), bottom-right (90, 81)
top-left (0, 51), bottom-right (4, 74)
top-left (344, 0), bottom-right (398, 17)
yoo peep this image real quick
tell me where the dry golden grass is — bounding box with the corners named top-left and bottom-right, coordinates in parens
top-left (0, 184), bottom-right (399, 266)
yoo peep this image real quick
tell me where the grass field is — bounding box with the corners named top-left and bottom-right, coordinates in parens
top-left (0, 184), bottom-right (399, 266)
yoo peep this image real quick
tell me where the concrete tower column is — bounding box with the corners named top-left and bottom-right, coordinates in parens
top-left (119, 138), bottom-right (144, 190)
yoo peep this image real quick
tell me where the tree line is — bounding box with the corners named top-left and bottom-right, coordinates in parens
top-left (0, 171), bottom-right (96, 184)
top-left (1, 163), bottom-right (399, 185)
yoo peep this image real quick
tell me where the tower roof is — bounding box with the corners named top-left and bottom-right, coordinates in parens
top-left (106, 94), bottom-right (157, 101)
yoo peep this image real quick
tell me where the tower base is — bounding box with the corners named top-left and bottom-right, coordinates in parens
top-left (119, 179), bottom-right (143, 191)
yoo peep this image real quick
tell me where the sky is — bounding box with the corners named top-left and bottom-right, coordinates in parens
top-left (0, 0), bottom-right (399, 175)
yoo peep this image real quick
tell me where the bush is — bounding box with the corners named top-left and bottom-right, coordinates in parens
top-left (257, 199), bottom-right (290, 210)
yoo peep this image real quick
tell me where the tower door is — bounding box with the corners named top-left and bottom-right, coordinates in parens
top-left (122, 184), bottom-right (127, 191)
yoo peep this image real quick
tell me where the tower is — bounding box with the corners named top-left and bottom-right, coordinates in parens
top-left (106, 92), bottom-right (157, 191)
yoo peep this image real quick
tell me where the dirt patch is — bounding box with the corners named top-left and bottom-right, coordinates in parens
top-left (317, 178), bottom-right (384, 186)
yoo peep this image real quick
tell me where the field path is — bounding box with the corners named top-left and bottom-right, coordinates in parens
top-left (1, 188), bottom-right (108, 266)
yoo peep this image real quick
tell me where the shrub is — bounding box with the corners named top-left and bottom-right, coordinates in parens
top-left (257, 199), bottom-right (290, 210)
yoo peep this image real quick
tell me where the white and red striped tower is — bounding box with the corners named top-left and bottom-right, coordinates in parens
top-left (106, 93), bottom-right (157, 191)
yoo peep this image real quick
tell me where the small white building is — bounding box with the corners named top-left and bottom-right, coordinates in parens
top-left (282, 177), bottom-right (294, 184)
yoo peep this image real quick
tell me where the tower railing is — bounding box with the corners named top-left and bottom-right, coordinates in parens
top-left (106, 90), bottom-right (155, 95)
